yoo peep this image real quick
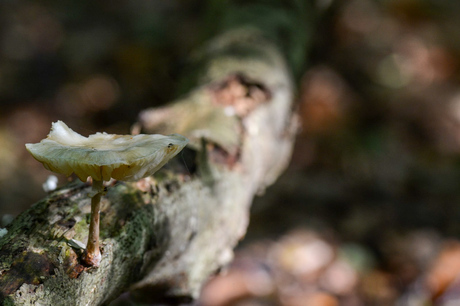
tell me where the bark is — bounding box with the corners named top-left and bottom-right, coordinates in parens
top-left (0, 28), bottom-right (297, 305)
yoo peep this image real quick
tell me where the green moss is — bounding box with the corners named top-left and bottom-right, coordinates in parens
top-left (72, 219), bottom-right (89, 242)
top-left (115, 204), bottom-right (156, 257)
top-left (2, 296), bottom-right (14, 305)
top-left (101, 189), bottom-right (145, 239)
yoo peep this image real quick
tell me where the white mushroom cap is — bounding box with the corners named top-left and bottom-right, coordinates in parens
top-left (26, 121), bottom-right (188, 182)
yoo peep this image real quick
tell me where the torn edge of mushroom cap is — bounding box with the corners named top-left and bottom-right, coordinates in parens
top-left (25, 121), bottom-right (189, 182)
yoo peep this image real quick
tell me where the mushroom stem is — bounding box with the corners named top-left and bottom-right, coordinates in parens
top-left (83, 179), bottom-right (104, 267)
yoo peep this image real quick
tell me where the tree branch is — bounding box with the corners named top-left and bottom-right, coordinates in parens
top-left (0, 28), bottom-right (297, 305)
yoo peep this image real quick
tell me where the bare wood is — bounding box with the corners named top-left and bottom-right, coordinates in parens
top-left (0, 28), bottom-right (297, 305)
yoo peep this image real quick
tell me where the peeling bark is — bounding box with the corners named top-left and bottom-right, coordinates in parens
top-left (0, 28), bottom-right (297, 305)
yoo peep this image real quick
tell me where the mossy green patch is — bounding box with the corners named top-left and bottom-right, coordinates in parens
top-left (72, 219), bottom-right (89, 242)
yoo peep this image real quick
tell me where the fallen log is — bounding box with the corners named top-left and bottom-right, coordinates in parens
top-left (0, 28), bottom-right (297, 305)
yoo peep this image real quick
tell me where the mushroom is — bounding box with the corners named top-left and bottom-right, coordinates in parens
top-left (26, 121), bottom-right (188, 266)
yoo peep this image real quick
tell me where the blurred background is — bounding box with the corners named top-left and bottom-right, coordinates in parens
top-left (1, 0), bottom-right (460, 305)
